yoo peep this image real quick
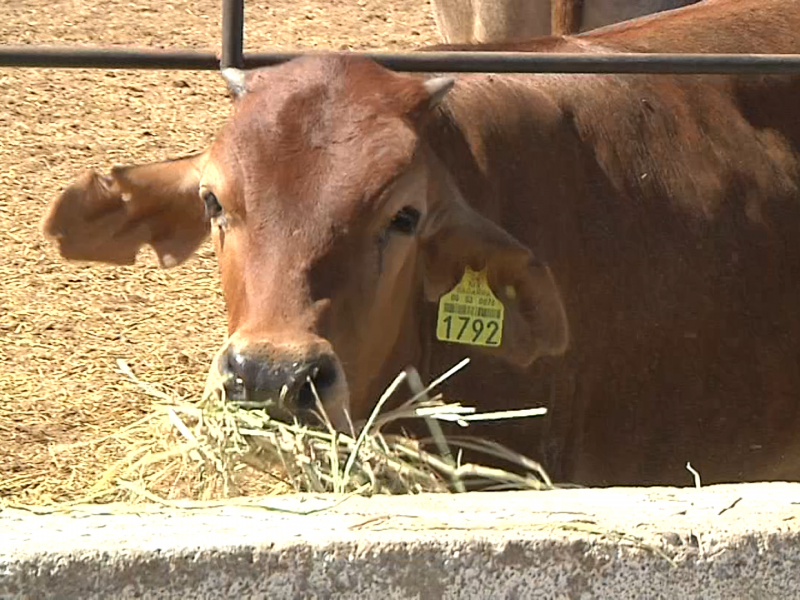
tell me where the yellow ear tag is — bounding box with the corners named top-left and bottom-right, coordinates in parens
top-left (436, 266), bottom-right (504, 347)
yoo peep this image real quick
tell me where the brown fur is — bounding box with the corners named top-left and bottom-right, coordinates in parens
top-left (43, 0), bottom-right (800, 486)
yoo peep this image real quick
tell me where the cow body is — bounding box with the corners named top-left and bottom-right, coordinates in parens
top-left (430, 0), bottom-right (700, 42)
top-left (423, 0), bottom-right (800, 486)
top-left (43, 0), bottom-right (800, 487)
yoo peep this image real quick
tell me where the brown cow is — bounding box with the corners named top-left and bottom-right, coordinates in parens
top-left (431, 0), bottom-right (700, 42)
top-left (42, 0), bottom-right (800, 487)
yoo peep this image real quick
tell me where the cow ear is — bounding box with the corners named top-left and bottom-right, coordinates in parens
top-left (41, 153), bottom-right (210, 269)
top-left (420, 175), bottom-right (569, 367)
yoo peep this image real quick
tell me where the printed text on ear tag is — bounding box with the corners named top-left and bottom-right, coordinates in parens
top-left (436, 266), bottom-right (504, 347)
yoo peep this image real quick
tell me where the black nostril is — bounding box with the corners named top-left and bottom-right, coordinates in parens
top-left (220, 346), bottom-right (278, 408)
top-left (224, 347), bottom-right (258, 382)
top-left (314, 356), bottom-right (338, 389)
top-left (296, 355), bottom-right (338, 410)
top-left (219, 347), bottom-right (251, 402)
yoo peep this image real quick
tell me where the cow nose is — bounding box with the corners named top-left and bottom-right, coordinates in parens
top-left (220, 346), bottom-right (339, 414)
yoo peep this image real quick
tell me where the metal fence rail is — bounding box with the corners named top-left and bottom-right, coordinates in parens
top-left (0, 47), bottom-right (219, 70)
top-left (5, 46), bottom-right (800, 74)
top-left (2, 0), bottom-right (800, 75)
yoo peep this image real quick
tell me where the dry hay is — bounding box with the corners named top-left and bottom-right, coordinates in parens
top-left (14, 355), bottom-right (554, 507)
top-left (195, 357), bottom-right (554, 497)
top-left (0, 0), bottom-right (442, 505)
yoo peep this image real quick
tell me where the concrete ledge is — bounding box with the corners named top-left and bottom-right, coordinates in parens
top-left (2, 483), bottom-right (799, 599)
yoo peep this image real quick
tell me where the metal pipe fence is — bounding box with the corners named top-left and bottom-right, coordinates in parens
top-left (1, 0), bottom-right (800, 75)
top-left (5, 46), bottom-right (800, 74)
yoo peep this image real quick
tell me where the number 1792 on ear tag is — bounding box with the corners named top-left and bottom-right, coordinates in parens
top-left (436, 267), bottom-right (504, 347)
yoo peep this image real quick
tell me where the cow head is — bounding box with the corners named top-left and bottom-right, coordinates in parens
top-left (42, 54), bottom-right (568, 430)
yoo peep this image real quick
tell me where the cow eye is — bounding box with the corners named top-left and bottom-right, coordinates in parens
top-left (388, 206), bottom-right (421, 235)
top-left (201, 189), bottom-right (223, 220)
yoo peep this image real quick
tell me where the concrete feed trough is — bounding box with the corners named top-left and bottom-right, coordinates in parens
top-left (2, 483), bottom-right (799, 599)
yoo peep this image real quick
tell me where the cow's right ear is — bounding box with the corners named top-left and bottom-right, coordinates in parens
top-left (418, 151), bottom-right (569, 368)
top-left (41, 153), bottom-right (210, 269)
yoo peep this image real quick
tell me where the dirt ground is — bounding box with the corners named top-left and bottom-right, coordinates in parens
top-left (0, 0), bottom-right (441, 504)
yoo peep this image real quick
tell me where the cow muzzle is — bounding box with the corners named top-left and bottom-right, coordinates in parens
top-left (207, 338), bottom-right (351, 431)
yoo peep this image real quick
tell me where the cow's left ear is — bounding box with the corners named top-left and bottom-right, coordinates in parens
top-left (41, 153), bottom-right (210, 269)
top-left (419, 167), bottom-right (569, 367)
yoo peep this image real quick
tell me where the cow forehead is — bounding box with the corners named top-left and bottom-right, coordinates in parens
top-left (209, 56), bottom-right (426, 223)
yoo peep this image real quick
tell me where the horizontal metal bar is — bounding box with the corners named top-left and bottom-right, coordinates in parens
top-left (0, 47), bottom-right (219, 70)
top-left (4, 46), bottom-right (800, 75)
top-left (245, 51), bottom-right (800, 75)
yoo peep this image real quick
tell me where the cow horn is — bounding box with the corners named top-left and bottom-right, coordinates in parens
top-left (424, 76), bottom-right (456, 107)
top-left (221, 67), bottom-right (248, 98)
